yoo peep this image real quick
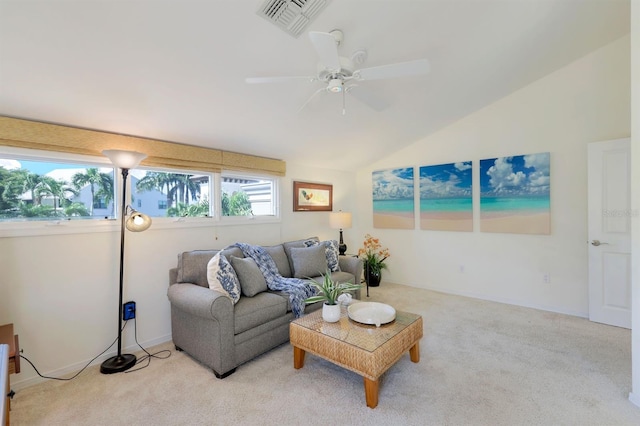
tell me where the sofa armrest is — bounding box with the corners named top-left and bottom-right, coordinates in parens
top-left (169, 267), bottom-right (178, 286)
top-left (339, 256), bottom-right (363, 299)
top-left (339, 256), bottom-right (363, 280)
top-left (167, 282), bottom-right (233, 321)
top-left (167, 282), bottom-right (236, 377)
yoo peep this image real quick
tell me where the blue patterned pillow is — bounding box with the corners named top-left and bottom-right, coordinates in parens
top-left (304, 239), bottom-right (340, 272)
top-left (206, 252), bottom-right (241, 304)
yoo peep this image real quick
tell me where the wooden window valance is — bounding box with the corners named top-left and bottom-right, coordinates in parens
top-left (0, 116), bottom-right (286, 176)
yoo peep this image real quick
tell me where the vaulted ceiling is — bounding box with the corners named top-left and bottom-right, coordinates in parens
top-left (0, 0), bottom-right (630, 171)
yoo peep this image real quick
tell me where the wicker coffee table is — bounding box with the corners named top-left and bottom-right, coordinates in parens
top-left (289, 306), bottom-right (423, 408)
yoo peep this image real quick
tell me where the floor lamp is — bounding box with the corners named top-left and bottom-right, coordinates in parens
top-left (100, 149), bottom-right (152, 374)
top-left (329, 211), bottom-right (352, 255)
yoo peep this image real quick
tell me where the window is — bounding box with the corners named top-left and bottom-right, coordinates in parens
top-left (0, 156), bottom-right (116, 222)
top-left (93, 197), bottom-right (108, 210)
top-left (0, 147), bottom-right (280, 235)
top-left (221, 173), bottom-right (277, 217)
top-left (133, 169), bottom-right (212, 218)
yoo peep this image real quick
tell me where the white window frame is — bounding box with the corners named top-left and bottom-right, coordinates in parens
top-left (0, 147), bottom-right (281, 237)
top-left (218, 170), bottom-right (280, 225)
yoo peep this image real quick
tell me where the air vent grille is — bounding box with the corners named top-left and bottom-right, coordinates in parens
top-left (258, 0), bottom-right (330, 38)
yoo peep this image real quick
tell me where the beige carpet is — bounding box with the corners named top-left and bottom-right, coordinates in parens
top-left (10, 283), bottom-right (640, 426)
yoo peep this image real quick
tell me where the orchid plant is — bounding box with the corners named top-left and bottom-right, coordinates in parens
top-left (357, 234), bottom-right (390, 275)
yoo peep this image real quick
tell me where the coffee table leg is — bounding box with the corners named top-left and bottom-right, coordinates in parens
top-left (364, 377), bottom-right (379, 408)
top-left (293, 346), bottom-right (306, 369)
top-left (409, 343), bottom-right (420, 363)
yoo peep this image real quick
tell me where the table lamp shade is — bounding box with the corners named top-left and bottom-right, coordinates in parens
top-left (330, 211), bottom-right (352, 230)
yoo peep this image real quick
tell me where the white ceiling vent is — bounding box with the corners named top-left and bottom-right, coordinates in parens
top-left (257, 0), bottom-right (331, 38)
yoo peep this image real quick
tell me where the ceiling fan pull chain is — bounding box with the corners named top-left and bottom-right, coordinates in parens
top-left (342, 89), bottom-right (346, 115)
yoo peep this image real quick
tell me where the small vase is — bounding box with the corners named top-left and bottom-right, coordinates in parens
top-left (365, 266), bottom-right (382, 287)
top-left (322, 303), bottom-right (341, 323)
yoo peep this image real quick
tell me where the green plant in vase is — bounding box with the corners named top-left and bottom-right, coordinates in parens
top-left (305, 270), bottom-right (362, 322)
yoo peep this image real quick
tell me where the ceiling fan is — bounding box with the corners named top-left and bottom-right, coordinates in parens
top-left (245, 29), bottom-right (430, 115)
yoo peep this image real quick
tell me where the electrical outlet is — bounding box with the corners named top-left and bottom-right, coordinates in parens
top-left (459, 265), bottom-right (465, 273)
top-left (123, 301), bottom-right (136, 320)
top-left (543, 273), bottom-right (551, 284)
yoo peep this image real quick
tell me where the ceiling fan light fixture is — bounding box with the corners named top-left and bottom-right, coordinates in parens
top-left (328, 78), bottom-right (343, 93)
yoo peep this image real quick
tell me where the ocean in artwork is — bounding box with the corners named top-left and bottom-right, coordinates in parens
top-left (480, 196), bottom-right (550, 213)
top-left (419, 161), bottom-right (473, 231)
top-left (479, 153), bottom-right (550, 234)
top-left (372, 167), bottom-right (415, 229)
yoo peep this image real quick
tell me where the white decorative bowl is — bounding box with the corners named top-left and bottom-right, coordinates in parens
top-left (347, 302), bottom-right (396, 327)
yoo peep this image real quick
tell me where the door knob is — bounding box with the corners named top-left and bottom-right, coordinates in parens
top-left (591, 240), bottom-right (609, 246)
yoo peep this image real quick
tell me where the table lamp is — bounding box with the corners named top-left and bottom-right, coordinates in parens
top-left (329, 211), bottom-right (352, 255)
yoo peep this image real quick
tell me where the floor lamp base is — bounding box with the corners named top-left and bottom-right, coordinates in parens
top-left (100, 354), bottom-right (137, 374)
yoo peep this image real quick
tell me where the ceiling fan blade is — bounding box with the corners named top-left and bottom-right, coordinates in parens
top-left (347, 85), bottom-right (389, 112)
top-left (297, 87), bottom-right (327, 114)
top-left (245, 76), bottom-right (315, 84)
top-left (308, 31), bottom-right (341, 72)
top-left (355, 59), bottom-right (430, 81)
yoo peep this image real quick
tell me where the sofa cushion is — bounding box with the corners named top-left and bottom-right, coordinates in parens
top-left (304, 239), bottom-right (341, 272)
top-left (233, 292), bottom-right (287, 335)
top-left (229, 256), bottom-right (268, 297)
top-left (176, 249), bottom-right (219, 288)
top-left (206, 253), bottom-right (241, 304)
top-left (328, 271), bottom-right (356, 285)
top-left (283, 237), bottom-right (319, 273)
top-left (262, 244), bottom-right (291, 277)
top-left (221, 246), bottom-right (244, 259)
top-left (290, 244), bottom-right (328, 278)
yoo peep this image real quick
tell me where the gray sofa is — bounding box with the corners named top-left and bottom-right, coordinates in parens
top-left (167, 237), bottom-right (363, 378)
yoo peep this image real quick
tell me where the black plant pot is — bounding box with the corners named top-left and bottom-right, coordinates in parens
top-left (365, 266), bottom-right (382, 287)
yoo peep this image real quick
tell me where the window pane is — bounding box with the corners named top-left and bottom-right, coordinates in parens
top-left (133, 169), bottom-right (211, 218)
top-left (0, 158), bottom-right (115, 221)
top-left (221, 174), bottom-right (275, 217)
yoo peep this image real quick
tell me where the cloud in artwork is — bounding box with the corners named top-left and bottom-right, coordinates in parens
top-left (454, 162), bottom-right (472, 171)
top-left (482, 153), bottom-right (549, 196)
top-left (420, 162), bottom-right (472, 198)
top-left (373, 168), bottom-right (414, 200)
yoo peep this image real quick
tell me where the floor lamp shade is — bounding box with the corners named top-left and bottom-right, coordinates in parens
top-left (102, 149), bottom-right (147, 169)
top-left (126, 209), bottom-right (152, 232)
top-left (100, 149), bottom-right (149, 374)
top-left (330, 211), bottom-right (352, 255)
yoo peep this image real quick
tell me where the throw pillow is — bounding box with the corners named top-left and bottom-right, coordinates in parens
top-left (229, 256), bottom-right (268, 297)
top-left (304, 239), bottom-right (341, 272)
top-left (289, 244), bottom-right (329, 278)
top-left (206, 252), bottom-right (241, 304)
top-left (262, 244), bottom-right (292, 277)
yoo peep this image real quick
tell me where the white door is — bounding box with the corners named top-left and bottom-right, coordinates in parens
top-left (588, 138), bottom-right (631, 329)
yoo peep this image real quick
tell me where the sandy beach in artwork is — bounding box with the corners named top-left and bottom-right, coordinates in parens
top-left (421, 211), bottom-right (473, 232)
top-left (373, 212), bottom-right (415, 229)
top-left (480, 211), bottom-right (550, 234)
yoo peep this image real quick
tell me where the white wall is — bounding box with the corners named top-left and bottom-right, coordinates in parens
top-left (355, 35), bottom-right (630, 317)
top-left (629, 0), bottom-right (639, 408)
top-left (0, 163), bottom-right (355, 389)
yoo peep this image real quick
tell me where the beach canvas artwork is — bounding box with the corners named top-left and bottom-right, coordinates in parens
top-left (372, 167), bottom-right (415, 229)
top-left (480, 153), bottom-right (551, 234)
top-left (419, 161), bottom-right (473, 232)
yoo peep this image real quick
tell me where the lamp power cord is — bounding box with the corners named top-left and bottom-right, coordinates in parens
top-left (19, 317), bottom-right (170, 381)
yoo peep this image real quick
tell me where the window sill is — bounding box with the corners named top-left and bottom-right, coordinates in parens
top-left (0, 215), bottom-right (281, 237)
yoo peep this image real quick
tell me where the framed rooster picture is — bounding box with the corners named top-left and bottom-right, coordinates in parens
top-left (293, 181), bottom-right (333, 212)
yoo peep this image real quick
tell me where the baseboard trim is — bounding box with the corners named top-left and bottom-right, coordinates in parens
top-left (12, 334), bottom-right (173, 391)
top-left (393, 282), bottom-right (589, 319)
